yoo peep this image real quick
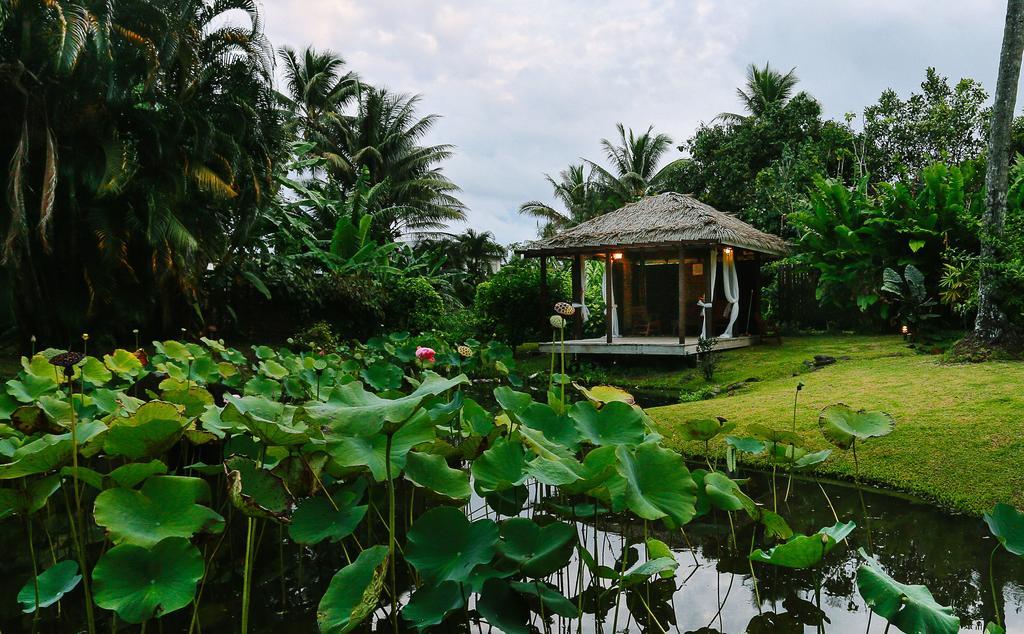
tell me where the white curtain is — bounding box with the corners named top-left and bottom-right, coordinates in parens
top-left (573, 259), bottom-right (591, 322)
top-left (699, 250), bottom-right (718, 338)
top-left (600, 260), bottom-right (620, 337)
top-left (719, 249), bottom-right (740, 338)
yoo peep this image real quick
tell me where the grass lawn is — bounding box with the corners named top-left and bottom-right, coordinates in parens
top-left (645, 335), bottom-right (1024, 516)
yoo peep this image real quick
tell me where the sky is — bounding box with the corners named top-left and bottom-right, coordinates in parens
top-left (260, 0), bottom-right (1015, 245)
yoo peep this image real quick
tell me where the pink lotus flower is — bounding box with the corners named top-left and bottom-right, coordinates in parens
top-left (415, 346), bottom-right (436, 363)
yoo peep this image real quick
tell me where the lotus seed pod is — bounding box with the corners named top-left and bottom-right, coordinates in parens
top-left (550, 315), bottom-right (566, 329)
top-left (82, 333), bottom-right (90, 341)
top-left (457, 345), bottom-right (473, 358)
top-left (554, 301), bottom-right (575, 317)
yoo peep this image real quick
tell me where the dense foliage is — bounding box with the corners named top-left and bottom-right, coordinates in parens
top-left (0, 332), bottom-right (1016, 633)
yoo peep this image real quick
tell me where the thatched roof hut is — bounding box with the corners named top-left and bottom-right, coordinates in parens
top-left (516, 193), bottom-right (787, 352)
top-left (517, 192), bottom-right (787, 257)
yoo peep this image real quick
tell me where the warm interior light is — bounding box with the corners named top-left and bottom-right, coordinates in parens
top-left (612, 252), bottom-right (624, 260)
top-left (723, 247), bottom-right (733, 255)
top-left (901, 325), bottom-right (909, 335)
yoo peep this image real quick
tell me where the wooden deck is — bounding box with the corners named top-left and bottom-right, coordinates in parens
top-left (538, 335), bottom-right (757, 357)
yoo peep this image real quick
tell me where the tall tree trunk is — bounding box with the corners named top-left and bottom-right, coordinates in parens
top-left (976, 0), bottom-right (1024, 342)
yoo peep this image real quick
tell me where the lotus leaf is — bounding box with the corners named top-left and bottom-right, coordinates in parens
top-left (704, 471), bottom-right (756, 513)
top-left (747, 423), bottom-right (803, 447)
top-left (750, 521), bottom-right (855, 569)
top-left (794, 448), bottom-right (832, 469)
top-left (460, 397), bottom-right (494, 436)
top-left (243, 376), bottom-right (282, 399)
top-left (572, 382), bottom-right (635, 406)
top-left (305, 372), bottom-right (468, 437)
top-left (818, 403), bottom-right (895, 450)
top-left (402, 580), bottom-right (467, 630)
top-left (616, 441), bottom-right (698, 527)
top-left (570, 401), bottom-right (646, 447)
top-left (645, 538), bottom-right (678, 579)
top-left (477, 578), bottom-right (530, 634)
top-left (856, 547), bottom-right (959, 634)
top-left (0, 421), bottom-right (105, 479)
top-left (93, 475), bottom-right (223, 546)
top-left (104, 417), bottom-right (184, 460)
top-left (485, 485), bottom-right (530, 516)
top-left (103, 349), bottom-right (145, 379)
top-left (403, 451), bottom-right (471, 500)
top-left (725, 435), bottom-right (767, 454)
top-left (224, 455), bottom-right (292, 521)
top-left (92, 537), bottom-right (204, 623)
top-left (289, 496), bottom-right (367, 545)
top-left (511, 580), bottom-right (580, 617)
top-left (405, 506), bottom-right (498, 584)
top-left (79, 356), bottom-right (112, 386)
top-left (517, 402), bottom-right (582, 449)
top-left (621, 556), bottom-right (679, 587)
top-left (471, 436), bottom-right (528, 494)
top-left (108, 459), bottom-right (168, 488)
top-left (6, 374), bottom-right (58, 403)
top-left (497, 517), bottom-right (577, 577)
top-left (360, 362), bottom-right (404, 391)
top-left (326, 409), bottom-right (436, 481)
top-left (678, 418), bottom-right (736, 442)
top-left (17, 560), bottom-right (81, 612)
top-left (162, 387), bottom-right (214, 418)
top-left (259, 359), bottom-right (290, 380)
top-left (984, 503), bottom-right (1024, 556)
top-left (223, 395), bottom-right (308, 446)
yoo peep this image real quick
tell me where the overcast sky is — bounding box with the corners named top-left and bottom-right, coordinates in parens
top-left (261, 0), bottom-right (1015, 245)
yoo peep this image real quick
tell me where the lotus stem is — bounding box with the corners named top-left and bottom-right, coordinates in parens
top-left (67, 374), bottom-right (96, 634)
top-left (852, 441), bottom-right (873, 551)
top-left (748, 527), bottom-right (762, 612)
top-left (241, 517), bottom-right (256, 634)
top-left (990, 544), bottom-right (1003, 629)
top-left (22, 481), bottom-right (40, 631)
top-left (559, 325), bottom-right (566, 413)
top-left (817, 479), bottom-right (839, 524)
top-left (548, 328), bottom-right (556, 393)
top-left (385, 430), bottom-right (398, 634)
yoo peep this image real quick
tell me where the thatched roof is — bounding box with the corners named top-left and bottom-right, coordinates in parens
top-left (518, 192), bottom-right (788, 257)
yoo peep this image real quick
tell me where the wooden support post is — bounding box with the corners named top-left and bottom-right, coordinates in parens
top-left (539, 256), bottom-right (549, 333)
top-left (704, 248), bottom-right (715, 338)
top-left (571, 254), bottom-right (583, 340)
top-left (752, 253), bottom-right (763, 336)
top-left (678, 246), bottom-right (686, 344)
top-left (605, 252), bottom-right (613, 344)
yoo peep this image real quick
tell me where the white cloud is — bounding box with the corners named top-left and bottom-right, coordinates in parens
top-left (260, 0), bottom-right (1015, 245)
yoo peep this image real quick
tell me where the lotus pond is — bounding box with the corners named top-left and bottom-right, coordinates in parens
top-left (0, 332), bottom-right (1021, 634)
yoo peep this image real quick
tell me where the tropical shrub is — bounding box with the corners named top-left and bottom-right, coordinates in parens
top-left (386, 276), bottom-right (448, 334)
top-left (473, 258), bottom-right (571, 347)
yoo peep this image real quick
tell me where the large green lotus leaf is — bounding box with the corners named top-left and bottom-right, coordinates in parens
top-left (80, 356), bottom-right (112, 386)
top-left (403, 451), bottom-right (471, 500)
top-left (326, 410), bottom-right (436, 481)
top-left (259, 359), bottom-right (290, 380)
top-left (6, 374), bottom-right (58, 403)
top-left (1, 474), bottom-right (61, 516)
top-left (224, 455), bottom-right (292, 521)
top-left (856, 548), bottom-right (959, 634)
top-left (360, 362), bottom-right (404, 391)
top-left (10, 404), bottom-right (52, 434)
top-left (725, 435), bottom-right (767, 454)
top-left (272, 453), bottom-right (329, 498)
top-left (402, 580), bottom-right (467, 630)
top-left (318, 545), bottom-right (389, 634)
top-left (570, 401), bottom-right (645, 446)
top-left (493, 386), bottom-right (533, 415)
top-left (750, 521), bottom-right (855, 569)
top-left (289, 496), bottom-right (366, 545)
top-left (0, 422), bottom-right (105, 479)
top-left (108, 460), bottom-right (168, 488)
top-left (17, 560), bottom-right (81, 612)
top-left (460, 397), bottom-right (494, 436)
top-left (497, 517), bottom-right (577, 577)
top-left (103, 349), bottom-right (145, 379)
top-left (406, 506), bottom-right (498, 584)
top-left (155, 340), bottom-right (192, 363)
top-left (558, 444), bottom-right (621, 495)
top-left (818, 403), bottom-right (895, 450)
top-left (471, 436), bottom-right (528, 494)
top-left (0, 391), bottom-right (18, 420)
top-left (678, 418), bottom-right (736, 442)
top-left (92, 537), bottom-right (204, 624)
top-left (572, 383), bottom-right (635, 406)
top-left (161, 387), bottom-right (214, 418)
top-left (986, 623), bottom-right (1006, 634)
top-left (223, 395), bottom-right (308, 446)
top-left (645, 538), bottom-right (678, 579)
top-left (794, 448), bottom-right (832, 469)
top-left (306, 372), bottom-right (468, 437)
top-left (747, 424), bottom-right (803, 447)
top-left (616, 441), bottom-right (698, 527)
top-left (704, 471), bottom-right (756, 514)
top-left (104, 418), bottom-right (184, 460)
top-left (485, 485), bottom-right (530, 516)
top-left (510, 580), bottom-right (579, 617)
top-left (621, 556), bottom-right (679, 587)
top-left (243, 376), bottom-right (281, 399)
top-left (477, 578), bottom-right (530, 634)
top-left (94, 475), bottom-right (223, 546)
top-left (984, 503), bottom-right (1024, 556)
top-left (517, 402), bottom-right (582, 449)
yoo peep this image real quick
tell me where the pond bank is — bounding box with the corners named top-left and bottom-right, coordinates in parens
top-left (649, 350), bottom-right (1024, 516)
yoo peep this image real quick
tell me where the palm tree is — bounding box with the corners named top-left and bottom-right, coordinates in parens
top-left (1, 0), bottom-right (286, 337)
top-left (587, 124), bottom-right (685, 203)
top-left (277, 46), bottom-right (359, 142)
top-left (337, 88), bottom-right (466, 240)
top-left (975, 0), bottom-right (1024, 343)
top-left (518, 163), bottom-right (603, 235)
top-left (455, 229), bottom-right (506, 284)
top-left (718, 62), bottom-right (800, 122)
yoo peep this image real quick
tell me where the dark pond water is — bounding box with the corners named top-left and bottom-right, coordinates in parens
top-left (2, 467), bottom-right (1020, 632)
